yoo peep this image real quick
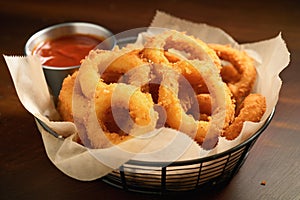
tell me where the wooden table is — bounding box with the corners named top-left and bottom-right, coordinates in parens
top-left (1, 1), bottom-right (299, 199)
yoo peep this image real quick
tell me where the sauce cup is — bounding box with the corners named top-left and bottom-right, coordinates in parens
top-left (25, 22), bottom-right (116, 98)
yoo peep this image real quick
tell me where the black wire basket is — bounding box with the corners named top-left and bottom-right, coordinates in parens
top-left (100, 110), bottom-right (274, 194)
top-left (37, 109), bottom-right (274, 194)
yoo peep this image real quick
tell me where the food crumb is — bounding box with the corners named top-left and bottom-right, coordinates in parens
top-left (260, 180), bottom-right (267, 186)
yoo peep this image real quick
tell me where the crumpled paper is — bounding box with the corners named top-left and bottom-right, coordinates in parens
top-left (3, 10), bottom-right (290, 181)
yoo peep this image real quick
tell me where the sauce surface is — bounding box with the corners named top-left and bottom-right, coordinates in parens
top-left (33, 34), bottom-right (103, 67)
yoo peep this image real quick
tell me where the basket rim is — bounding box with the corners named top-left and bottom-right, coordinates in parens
top-left (36, 108), bottom-right (274, 167)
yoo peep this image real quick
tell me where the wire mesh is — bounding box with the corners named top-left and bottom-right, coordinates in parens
top-left (101, 111), bottom-right (274, 194)
top-left (36, 109), bottom-right (274, 194)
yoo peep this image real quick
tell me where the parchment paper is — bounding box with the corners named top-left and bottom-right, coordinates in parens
top-left (3, 11), bottom-right (290, 181)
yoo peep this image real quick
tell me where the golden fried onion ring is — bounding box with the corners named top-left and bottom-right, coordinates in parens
top-left (143, 30), bottom-right (235, 149)
top-left (223, 93), bottom-right (266, 140)
top-left (57, 29), bottom-right (266, 151)
top-left (57, 71), bottom-right (78, 122)
top-left (58, 69), bottom-right (158, 148)
top-left (91, 81), bottom-right (158, 148)
top-left (157, 60), bottom-right (232, 149)
top-left (72, 47), bottom-right (159, 148)
top-left (209, 44), bottom-right (257, 104)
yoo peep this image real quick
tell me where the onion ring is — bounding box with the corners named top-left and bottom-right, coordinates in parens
top-left (57, 29), bottom-right (266, 151)
top-left (77, 46), bottom-right (140, 99)
top-left (209, 44), bottom-right (257, 104)
top-left (90, 81), bottom-right (158, 148)
top-left (57, 71), bottom-right (78, 122)
top-left (142, 30), bottom-right (235, 149)
top-left (143, 30), bottom-right (221, 68)
top-left (223, 93), bottom-right (266, 140)
top-left (156, 60), bottom-right (234, 148)
top-left (101, 49), bottom-right (148, 84)
top-left (58, 69), bottom-right (158, 148)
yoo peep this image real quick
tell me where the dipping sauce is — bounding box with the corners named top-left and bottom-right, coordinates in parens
top-left (33, 34), bottom-right (103, 67)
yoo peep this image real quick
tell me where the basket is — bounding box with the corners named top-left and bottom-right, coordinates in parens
top-left (36, 110), bottom-right (275, 194)
top-left (36, 109), bottom-right (274, 194)
top-left (100, 110), bottom-right (274, 194)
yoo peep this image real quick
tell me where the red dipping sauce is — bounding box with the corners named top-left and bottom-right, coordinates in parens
top-left (33, 34), bottom-right (103, 67)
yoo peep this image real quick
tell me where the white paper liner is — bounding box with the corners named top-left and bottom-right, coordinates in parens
top-left (3, 11), bottom-right (290, 181)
